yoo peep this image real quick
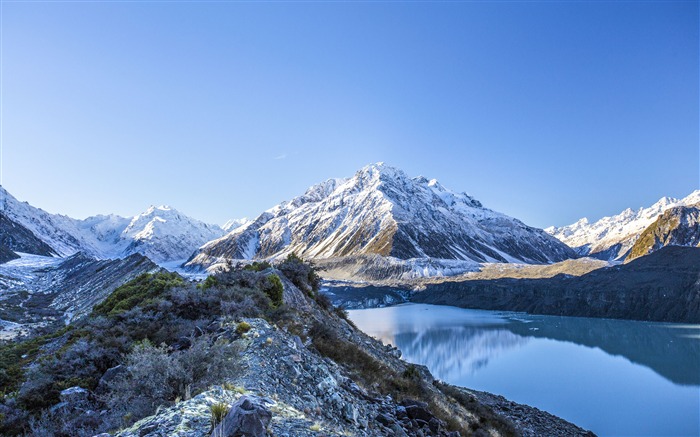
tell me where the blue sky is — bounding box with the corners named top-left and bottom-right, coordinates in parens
top-left (1, 1), bottom-right (698, 228)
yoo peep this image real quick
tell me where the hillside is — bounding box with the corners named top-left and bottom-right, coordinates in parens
top-left (626, 204), bottom-right (700, 261)
top-left (0, 259), bottom-right (592, 436)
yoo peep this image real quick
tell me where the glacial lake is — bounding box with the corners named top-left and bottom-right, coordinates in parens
top-left (349, 303), bottom-right (700, 437)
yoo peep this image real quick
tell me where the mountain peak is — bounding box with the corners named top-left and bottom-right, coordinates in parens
top-left (547, 189), bottom-right (700, 260)
top-left (186, 164), bottom-right (574, 273)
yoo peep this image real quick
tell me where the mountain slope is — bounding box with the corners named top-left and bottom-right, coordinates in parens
top-left (187, 163), bottom-right (575, 272)
top-left (626, 204), bottom-right (700, 261)
top-left (0, 187), bottom-right (224, 263)
top-left (0, 213), bottom-right (57, 259)
top-left (0, 252), bottom-right (158, 338)
top-left (546, 190), bottom-right (700, 260)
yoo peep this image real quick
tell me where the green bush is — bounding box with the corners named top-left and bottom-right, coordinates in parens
top-left (264, 274), bottom-right (284, 308)
top-left (402, 364), bottom-right (420, 380)
top-left (243, 261), bottom-right (271, 272)
top-left (277, 253), bottom-right (320, 297)
top-left (236, 322), bottom-right (251, 334)
top-left (199, 275), bottom-right (218, 290)
top-left (92, 272), bottom-right (183, 317)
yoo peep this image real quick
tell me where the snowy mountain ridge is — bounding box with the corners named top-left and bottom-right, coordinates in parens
top-left (0, 187), bottom-right (237, 264)
top-left (186, 162), bottom-right (575, 273)
top-left (545, 190), bottom-right (700, 260)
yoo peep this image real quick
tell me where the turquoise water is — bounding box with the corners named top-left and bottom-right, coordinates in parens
top-left (349, 303), bottom-right (700, 437)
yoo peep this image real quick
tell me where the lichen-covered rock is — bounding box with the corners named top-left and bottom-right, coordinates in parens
top-left (210, 396), bottom-right (271, 437)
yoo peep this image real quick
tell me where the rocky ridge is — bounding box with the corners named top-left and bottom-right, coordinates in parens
top-left (0, 253), bottom-right (158, 338)
top-left (116, 267), bottom-right (591, 437)
top-left (626, 203), bottom-right (700, 261)
top-left (119, 316), bottom-right (591, 437)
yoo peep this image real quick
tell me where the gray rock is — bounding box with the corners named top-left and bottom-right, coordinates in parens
top-left (342, 402), bottom-right (358, 424)
top-left (405, 404), bottom-right (433, 423)
top-left (60, 386), bottom-right (89, 404)
top-left (210, 395), bottom-right (272, 437)
top-left (97, 364), bottom-right (126, 393)
top-left (428, 417), bottom-right (442, 433)
top-left (376, 413), bottom-right (395, 427)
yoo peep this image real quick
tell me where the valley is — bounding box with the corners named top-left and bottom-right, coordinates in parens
top-left (1, 164), bottom-right (698, 437)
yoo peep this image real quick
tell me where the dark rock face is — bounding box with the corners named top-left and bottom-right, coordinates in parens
top-left (413, 246), bottom-right (700, 323)
top-left (0, 213), bottom-right (57, 257)
top-left (626, 204), bottom-right (700, 261)
top-left (0, 245), bottom-right (19, 264)
top-left (210, 396), bottom-right (272, 437)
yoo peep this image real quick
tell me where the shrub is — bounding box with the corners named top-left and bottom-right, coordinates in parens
top-left (243, 261), bottom-right (271, 272)
top-left (263, 274), bottom-right (284, 308)
top-left (210, 402), bottom-right (229, 427)
top-left (107, 335), bottom-right (238, 427)
top-left (92, 272), bottom-right (183, 317)
top-left (315, 293), bottom-right (333, 311)
top-left (403, 364), bottom-right (420, 380)
top-left (199, 275), bottom-right (218, 290)
top-left (277, 253), bottom-right (320, 297)
top-left (236, 322), bottom-right (251, 335)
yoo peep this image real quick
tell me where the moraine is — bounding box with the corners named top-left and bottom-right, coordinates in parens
top-left (349, 303), bottom-right (700, 437)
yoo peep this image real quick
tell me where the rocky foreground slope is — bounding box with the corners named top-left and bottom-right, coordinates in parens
top-left (0, 260), bottom-right (592, 436)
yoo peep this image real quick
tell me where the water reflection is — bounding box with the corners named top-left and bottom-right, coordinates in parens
top-left (350, 304), bottom-right (700, 436)
top-left (350, 304), bottom-right (700, 386)
top-left (395, 327), bottom-right (528, 381)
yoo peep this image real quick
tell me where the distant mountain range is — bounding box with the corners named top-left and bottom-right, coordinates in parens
top-left (546, 191), bottom-right (700, 260)
top-left (0, 187), bottom-right (241, 264)
top-left (185, 163), bottom-right (575, 274)
top-left (2, 166), bottom-right (698, 276)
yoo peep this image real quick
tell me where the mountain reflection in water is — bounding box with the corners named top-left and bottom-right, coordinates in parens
top-left (350, 303), bottom-right (700, 386)
top-left (350, 304), bottom-right (700, 436)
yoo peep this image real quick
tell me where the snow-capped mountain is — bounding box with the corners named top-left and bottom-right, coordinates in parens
top-left (119, 205), bottom-right (225, 263)
top-left (0, 186), bottom-right (225, 264)
top-left (222, 217), bottom-right (252, 232)
top-left (545, 190), bottom-right (700, 260)
top-left (186, 163), bottom-right (575, 272)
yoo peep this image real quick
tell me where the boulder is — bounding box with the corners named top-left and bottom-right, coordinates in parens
top-left (59, 387), bottom-right (89, 405)
top-left (210, 395), bottom-right (272, 437)
top-left (405, 404), bottom-right (434, 423)
top-left (96, 364), bottom-right (126, 393)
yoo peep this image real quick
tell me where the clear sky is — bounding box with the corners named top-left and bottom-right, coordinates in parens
top-left (1, 1), bottom-right (698, 228)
